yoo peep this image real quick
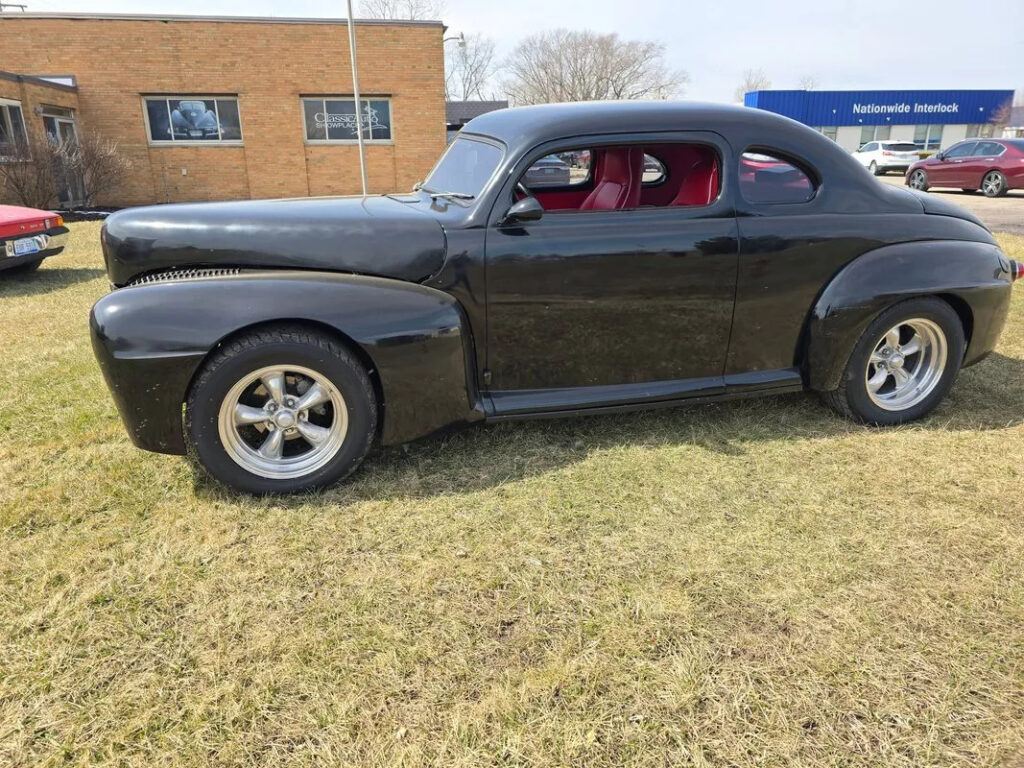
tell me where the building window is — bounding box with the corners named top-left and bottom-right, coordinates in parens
top-left (816, 126), bottom-right (838, 142)
top-left (301, 97), bottom-right (392, 143)
top-left (143, 97), bottom-right (243, 144)
top-left (965, 123), bottom-right (995, 139)
top-left (0, 98), bottom-right (28, 158)
top-left (914, 125), bottom-right (944, 151)
top-left (859, 124), bottom-right (891, 145)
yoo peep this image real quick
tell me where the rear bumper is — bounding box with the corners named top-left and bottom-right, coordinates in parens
top-left (0, 227), bottom-right (68, 271)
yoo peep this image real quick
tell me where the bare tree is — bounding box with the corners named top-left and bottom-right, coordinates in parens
top-left (503, 30), bottom-right (687, 105)
top-left (734, 68), bottom-right (771, 102)
top-left (0, 133), bottom-right (129, 209)
top-left (796, 73), bottom-right (820, 90)
top-left (0, 139), bottom-right (57, 209)
top-left (358, 0), bottom-right (443, 19)
top-left (445, 34), bottom-right (497, 101)
top-left (75, 134), bottom-right (131, 207)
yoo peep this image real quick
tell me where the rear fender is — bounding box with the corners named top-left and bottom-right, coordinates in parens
top-left (805, 240), bottom-right (1013, 391)
top-left (90, 271), bottom-right (483, 454)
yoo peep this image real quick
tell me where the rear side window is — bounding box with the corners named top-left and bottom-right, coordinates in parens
top-left (972, 141), bottom-right (1004, 156)
top-left (739, 151), bottom-right (814, 204)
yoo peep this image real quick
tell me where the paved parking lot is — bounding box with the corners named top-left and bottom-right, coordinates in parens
top-left (877, 174), bottom-right (1024, 234)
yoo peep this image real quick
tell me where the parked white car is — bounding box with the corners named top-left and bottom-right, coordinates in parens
top-left (852, 140), bottom-right (921, 176)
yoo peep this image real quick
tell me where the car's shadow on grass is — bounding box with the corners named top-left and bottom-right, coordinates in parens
top-left (0, 266), bottom-right (105, 298)
top-left (190, 352), bottom-right (1024, 504)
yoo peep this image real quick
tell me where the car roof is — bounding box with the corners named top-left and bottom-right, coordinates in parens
top-left (462, 100), bottom-right (805, 148)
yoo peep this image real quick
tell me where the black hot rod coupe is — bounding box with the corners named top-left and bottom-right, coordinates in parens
top-left (91, 102), bottom-right (1021, 494)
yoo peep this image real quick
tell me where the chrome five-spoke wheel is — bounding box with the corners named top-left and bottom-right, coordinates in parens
top-left (217, 364), bottom-right (348, 479)
top-left (864, 319), bottom-right (947, 411)
top-left (981, 171), bottom-right (1005, 198)
top-left (908, 170), bottom-right (928, 191)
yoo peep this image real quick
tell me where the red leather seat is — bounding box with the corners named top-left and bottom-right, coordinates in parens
top-left (671, 154), bottom-right (719, 206)
top-left (580, 147), bottom-right (644, 210)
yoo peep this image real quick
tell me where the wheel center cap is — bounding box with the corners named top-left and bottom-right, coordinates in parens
top-left (274, 410), bottom-right (296, 429)
top-left (890, 353), bottom-right (905, 369)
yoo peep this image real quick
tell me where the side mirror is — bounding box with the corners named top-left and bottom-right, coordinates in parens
top-left (412, 180), bottom-right (424, 191)
top-left (936, 152), bottom-right (946, 161)
top-left (501, 196), bottom-right (544, 225)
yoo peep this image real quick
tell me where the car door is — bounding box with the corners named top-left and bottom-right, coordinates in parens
top-left (483, 132), bottom-right (739, 414)
top-left (856, 142), bottom-right (877, 167)
top-left (931, 141), bottom-right (976, 186)
top-left (964, 141), bottom-right (1004, 188)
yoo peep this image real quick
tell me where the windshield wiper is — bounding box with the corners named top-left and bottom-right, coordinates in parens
top-left (423, 189), bottom-right (475, 201)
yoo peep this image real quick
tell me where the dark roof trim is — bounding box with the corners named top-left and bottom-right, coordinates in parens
top-left (0, 12), bottom-right (444, 27)
top-left (0, 69), bottom-right (78, 93)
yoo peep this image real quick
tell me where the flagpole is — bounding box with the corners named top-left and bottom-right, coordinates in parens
top-left (346, 0), bottom-right (368, 195)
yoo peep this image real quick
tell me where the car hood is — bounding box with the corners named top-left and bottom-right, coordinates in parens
top-left (101, 195), bottom-right (446, 287)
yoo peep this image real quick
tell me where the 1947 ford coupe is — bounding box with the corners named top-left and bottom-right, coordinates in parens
top-left (90, 102), bottom-right (1021, 494)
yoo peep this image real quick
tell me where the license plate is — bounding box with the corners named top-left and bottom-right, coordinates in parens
top-left (11, 237), bottom-right (42, 257)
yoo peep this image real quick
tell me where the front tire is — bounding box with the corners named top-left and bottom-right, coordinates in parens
top-left (822, 298), bottom-right (965, 425)
top-left (185, 326), bottom-right (377, 494)
top-left (908, 169), bottom-right (929, 191)
top-left (981, 170), bottom-right (1007, 198)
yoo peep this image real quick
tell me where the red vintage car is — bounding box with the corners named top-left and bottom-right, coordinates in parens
top-left (0, 205), bottom-right (69, 274)
top-left (907, 139), bottom-right (1024, 197)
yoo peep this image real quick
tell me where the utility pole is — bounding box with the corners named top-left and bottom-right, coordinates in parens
top-left (345, 0), bottom-right (368, 196)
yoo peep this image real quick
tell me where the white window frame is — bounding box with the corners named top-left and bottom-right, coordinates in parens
top-left (914, 124), bottom-right (944, 152)
top-left (301, 96), bottom-right (394, 145)
top-left (141, 96), bottom-right (244, 146)
top-left (0, 97), bottom-right (29, 160)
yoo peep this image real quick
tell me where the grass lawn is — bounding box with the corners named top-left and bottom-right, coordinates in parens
top-left (1, 222), bottom-right (1023, 767)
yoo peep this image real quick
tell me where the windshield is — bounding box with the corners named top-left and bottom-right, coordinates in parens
top-left (884, 143), bottom-right (919, 152)
top-left (423, 136), bottom-right (503, 198)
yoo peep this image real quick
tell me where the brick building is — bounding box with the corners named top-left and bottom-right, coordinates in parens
top-left (0, 13), bottom-right (446, 207)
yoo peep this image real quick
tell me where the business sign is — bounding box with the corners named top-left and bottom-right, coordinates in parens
top-left (745, 89), bottom-right (1014, 127)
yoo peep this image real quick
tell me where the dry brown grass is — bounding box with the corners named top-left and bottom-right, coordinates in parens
top-left (1, 223), bottom-right (1023, 767)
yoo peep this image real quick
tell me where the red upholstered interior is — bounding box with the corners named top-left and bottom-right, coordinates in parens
top-left (528, 143), bottom-right (720, 212)
top-left (579, 146), bottom-right (645, 210)
top-left (671, 154), bottom-right (719, 206)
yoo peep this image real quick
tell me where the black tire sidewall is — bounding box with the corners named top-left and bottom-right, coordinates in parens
top-left (841, 299), bottom-right (965, 425)
top-left (186, 337), bottom-right (376, 494)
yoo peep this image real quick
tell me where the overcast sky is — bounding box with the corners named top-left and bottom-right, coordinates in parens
top-left (13, 0), bottom-right (1024, 103)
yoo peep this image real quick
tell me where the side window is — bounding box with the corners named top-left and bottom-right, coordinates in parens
top-left (973, 141), bottom-right (1003, 156)
top-left (642, 154), bottom-right (667, 184)
top-left (944, 142), bottom-right (976, 159)
top-left (860, 142), bottom-right (877, 153)
top-left (523, 151), bottom-right (588, 188)
top-left (739, 151), bottom-right (815, 205)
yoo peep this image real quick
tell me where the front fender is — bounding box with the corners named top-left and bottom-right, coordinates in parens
top-left (806, 240), bottom-right (1013, 391)
top-left (90, 271), bottom-right (484, 454)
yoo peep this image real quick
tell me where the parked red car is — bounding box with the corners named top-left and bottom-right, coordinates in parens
top-left (0, 205), bottom-right (68, 274)
top-left (906, 139), bottom-right (1024, 197)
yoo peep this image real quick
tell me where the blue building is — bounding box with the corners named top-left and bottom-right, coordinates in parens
top-left (745, 89), bottom-right (1014, 153)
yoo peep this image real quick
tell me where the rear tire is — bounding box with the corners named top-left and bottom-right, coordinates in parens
top-left (981, 170), bottom-right (1007, 198)
top-left (821, 298), bottom-right (965, 425)
top-left (185, 326), bottom-right (377, 494)
top-left (869, 161), bottom-right (882, 176)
